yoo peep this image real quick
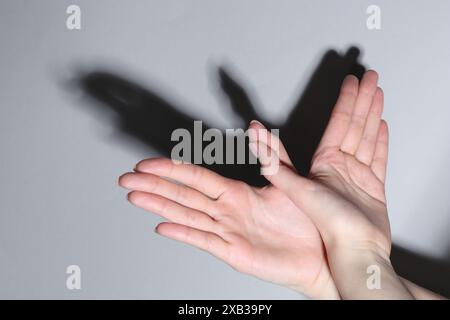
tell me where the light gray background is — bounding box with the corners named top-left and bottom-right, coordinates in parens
top-left (1, 0), bottom-right (449, 299)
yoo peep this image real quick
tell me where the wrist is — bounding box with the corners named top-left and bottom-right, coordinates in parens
top-left (289, 263), bottom-right (341, 300)
top-left (328, 246), bottom-right (414, 299)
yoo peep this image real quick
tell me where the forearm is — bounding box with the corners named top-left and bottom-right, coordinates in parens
top-left (400, 278), bottom-right (446, 300)
top-left (329, 247), bottom-right (414, 299)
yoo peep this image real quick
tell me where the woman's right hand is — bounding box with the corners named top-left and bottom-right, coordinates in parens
top-left (249, 70), bottom-right (413, 299)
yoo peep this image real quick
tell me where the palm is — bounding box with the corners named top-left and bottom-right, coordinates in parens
top-left (310, 147), bottom-right (390, 244)
top-left (213, 183), bottom-right (328, 294)
top-left (119, 157), bottom-right (334, 298)
top-left (254, 71), bottom-right (391, 253)
top-left (312, 147), bottom-right (385, 203)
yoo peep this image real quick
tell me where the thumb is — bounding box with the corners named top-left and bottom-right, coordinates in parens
top-left (248, 120), bottom-right (295, 171)
top-left (248, 139), bottom-right (314, 209)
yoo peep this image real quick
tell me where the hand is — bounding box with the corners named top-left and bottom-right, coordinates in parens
top-left (250, 70), bottom-right (412, 298)
top-left (251, 71), bottom-right (389, 254)
top-left (119, 157), bottom-right (339, 299)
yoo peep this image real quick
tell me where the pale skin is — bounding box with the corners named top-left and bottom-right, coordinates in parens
top-left (119, 156), bottom-right (338, 299)
top-left (119, 70), bottom-right (444, 299)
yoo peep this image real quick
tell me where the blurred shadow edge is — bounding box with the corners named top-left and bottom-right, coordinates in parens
top-left (391, 245), bottom-right (450, 298)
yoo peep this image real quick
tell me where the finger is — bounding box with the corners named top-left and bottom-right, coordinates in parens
top-left (315, 75), bottom-right (359, 155)
top-left (355, 87), bottom-right (384, 165)
top-left (371, 120), bottom-right (389, 183)
top-left (128, 191), bottom-right (218, 232)
top-left (341, 70), bottom-right (379, 154)
top-left (248, 138), bottom-right (281, 176)
top-left (135, 158), bottom-right (229, 199)
top-left (156, 222), bottom-right (230, 262)
top-left (248, 120), bottom-right (295, 170)
top-left (249, 139), bottom-right (344, 238)
top-left (248, 139), bottom-right (315, 206)
top-left (119, 172), bottom-right (214, 213)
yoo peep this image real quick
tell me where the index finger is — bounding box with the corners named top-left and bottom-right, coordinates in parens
top-left (135, 157), bottom-right (229, 199)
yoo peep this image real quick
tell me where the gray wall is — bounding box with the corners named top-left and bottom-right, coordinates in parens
top-left (0, 0), bottom-right (449, 299)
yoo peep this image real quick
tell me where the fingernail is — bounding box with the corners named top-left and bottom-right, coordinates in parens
top-left (250, 119), bottom-right (263, 126)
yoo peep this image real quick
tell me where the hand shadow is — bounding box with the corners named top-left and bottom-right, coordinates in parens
top-left (73, 47), bottom-right (450, 298)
